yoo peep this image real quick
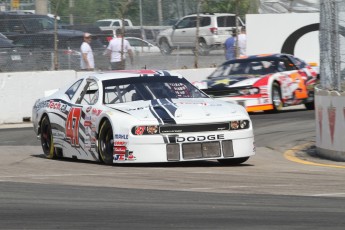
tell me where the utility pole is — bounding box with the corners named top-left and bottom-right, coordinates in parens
top-left (157, 0), bottom-right (163, 26)
top-left (194, 0), bottom-right (202, 68)
top-left (35, 0), bottom-right (48, 14)
top-left (69, 0), bottom-right (74, 25)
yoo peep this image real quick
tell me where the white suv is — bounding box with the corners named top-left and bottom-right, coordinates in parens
top-left (157, 13), bottom-right (244, 55)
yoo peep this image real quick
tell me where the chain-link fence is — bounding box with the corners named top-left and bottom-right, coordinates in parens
top-left (319, 0), bottom-right (345, 91)
top-left (0, 12), bottom-right (236, 72)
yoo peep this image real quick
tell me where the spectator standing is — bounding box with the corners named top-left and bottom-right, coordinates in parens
top-left (238, 27), bottom-right (247, 57)
top-left (224, 28), bottom-right (237, 60)
top-left (80, 33), bottom-right (95, 71)
top-left (105, 29), bottom-right (134, 70)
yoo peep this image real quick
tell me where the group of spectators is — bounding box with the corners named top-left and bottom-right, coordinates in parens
top-left (224, 26), bottom-right (246, 61)
top-left (80, 27), bottom-right (246, 71)
top-left (80, 28), bottom-right (134, 71)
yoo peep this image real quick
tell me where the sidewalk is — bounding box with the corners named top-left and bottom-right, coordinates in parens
top-left (0, 122), bottom-right (33, 129)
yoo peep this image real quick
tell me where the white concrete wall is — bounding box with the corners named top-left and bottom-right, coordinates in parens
top-left (0, 68), bottom-right (214, 124)
top-left (315, 88), bottom-right (345, 161)
top-left (246, 13), bottom-right (320, 64)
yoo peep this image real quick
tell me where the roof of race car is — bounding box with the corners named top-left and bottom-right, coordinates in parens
top-left (223, 53), bottom-right (293, 64)
top-left (84, 70), bottom-right (182, 81)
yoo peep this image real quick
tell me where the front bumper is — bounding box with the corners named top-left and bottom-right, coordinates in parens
top-left (217, 96), bottom-right (273, 112)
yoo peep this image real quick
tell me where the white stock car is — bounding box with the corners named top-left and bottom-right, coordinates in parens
top-left (32, 70), bottom-right (255, 165)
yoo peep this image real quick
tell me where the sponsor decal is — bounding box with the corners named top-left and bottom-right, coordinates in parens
top-left (92, 108), bottom-right (102, 116)
top-left (114, 146), bottom-right (126, 154)
top-left (34, 100), bottom-right (67, 112)
top-left (86, 106), bottom-right (92, 113)
top-left (115, 134), bottom-right (129, 139)
top-left (127, 106), bottom-right (148, 111)
top-left (114, 154), bottom-right (126, 161)
top-left (176, 134), bottom-right (225, 143)
top-left (318, 106), bottom-right (323, 141)
top-left (127, 152), bottom-right (136, 161)
top-left (328, 104), bottom-right (336, 144)
top-left (114, 141), bottom-right (127, 146)
top-left (135, 126), bottom-right (145, 135)
top-left (168, 83), bottom-right (191, 97)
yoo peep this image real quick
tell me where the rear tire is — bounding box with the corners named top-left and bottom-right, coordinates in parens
top-left (98, 120), bottom-right (114, 165)
top-left (218, 157), bottom-right (249, 165)
top-left (40, 116), bottom-right (57, 159)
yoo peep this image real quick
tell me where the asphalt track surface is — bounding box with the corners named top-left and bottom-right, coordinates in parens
top-left (1, 107), bottom-right (345, 229)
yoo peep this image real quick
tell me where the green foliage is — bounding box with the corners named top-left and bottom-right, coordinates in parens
top-left (50, 0), bottom-right (257, 26)
top-left (201, 0), bottom-right (258, 21)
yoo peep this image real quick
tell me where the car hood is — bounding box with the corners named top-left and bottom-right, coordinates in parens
top-left (205, 75), bottom-right (263, 88)
top-left (106, 98), bottom-right (245, 123)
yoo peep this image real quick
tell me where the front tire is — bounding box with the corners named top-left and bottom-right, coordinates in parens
top-left (40, 116), bottom-right (57, 159)
top-left (304, 101), bottom-right (315, 110)
top-left (98, 120), bottom-right (114, 165)
top-left (270, 83), bottom-right (283, 112)
top-left (198, 39), bottom-right (210, 56)
top-left (218, 157), bottom-right (249, 165)
top-left (159, 39), bottom-right (172, 55)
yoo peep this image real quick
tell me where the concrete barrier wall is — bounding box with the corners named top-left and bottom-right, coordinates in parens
top-left (315, 87), bottom-right (345, 161)
top-left (0, 68), bottom-right (215, 124)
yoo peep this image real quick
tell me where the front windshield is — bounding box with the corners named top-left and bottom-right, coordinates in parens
top-left (209, 58), bottom-right (279, 78)
top-left (102, 76), bottom-right (208, 104)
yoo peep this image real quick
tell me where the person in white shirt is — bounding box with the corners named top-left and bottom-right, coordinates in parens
top-left (80, 33), bottom-right (95, 71)
top-left (237, 27), bottom-right (246, 57)
top-left (105, 29), bottom-right (134, 70)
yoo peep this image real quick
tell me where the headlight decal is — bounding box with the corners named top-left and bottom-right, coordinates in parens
top-left (230, 120), bottom-right (250, 130)
top-left (132, 120), bottom-right (250, 135)
top-left (132, 125), bottom-right (160, 135)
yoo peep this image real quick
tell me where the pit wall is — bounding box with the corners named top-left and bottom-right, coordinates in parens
top-left (315, 87), bottom-right (345, 161)
top-left (0, 68), bottom-right (214, 124)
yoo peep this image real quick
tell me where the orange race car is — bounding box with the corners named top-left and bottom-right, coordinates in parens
top-left (194, 53), bottom-right (318, 112)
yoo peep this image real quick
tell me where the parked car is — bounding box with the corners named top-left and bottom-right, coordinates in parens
top-left (125, 37), bottom-right (161, 54)
top-left (193, 53), bottom-right (318, 112)
top-left (157, 13), bottom-right (244, 55)
top-left (0, 12), bottom-right (56, 37)
top-left (32, 70), bottom-right (255, 165)
top-left (0, 37), bottom-right (27, 72)
top-left (11, 30), bottom-right (109, 70)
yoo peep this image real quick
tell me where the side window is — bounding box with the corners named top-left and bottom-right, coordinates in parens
top-left (200, 17), bottom-right (211, 27)
top-left (65, 79), bottom-right (83, 100)
top-left (280, 57), bottom-right (297, 71)
top-left (128, 39), bottom-right (148, 47)
top-left (176, 17), bottom-right (195, 29)
top-left (217, 16), bottom-right (236, 27)
top-left (8, 19), bottom-right (24, 33)
top-left (76, 80), bottom-right (99, 105)
top-left (112, 21), bottom-right (120, 26)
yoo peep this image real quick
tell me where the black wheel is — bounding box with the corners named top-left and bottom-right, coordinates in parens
top-left (98, 120), bottom-right (114, 165)
top-left (198, 39), bottom-right (210, 56)
top-left (270, 83), bottom-right (283, 112)
top-left (159, 39), bottom-right (172, 55)
top-left (304, 101), bottom-right (315, 110)
top-left (218, 157), bottom-right (249, 165)
top-left (40, 116), bottom-right (57, 159)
